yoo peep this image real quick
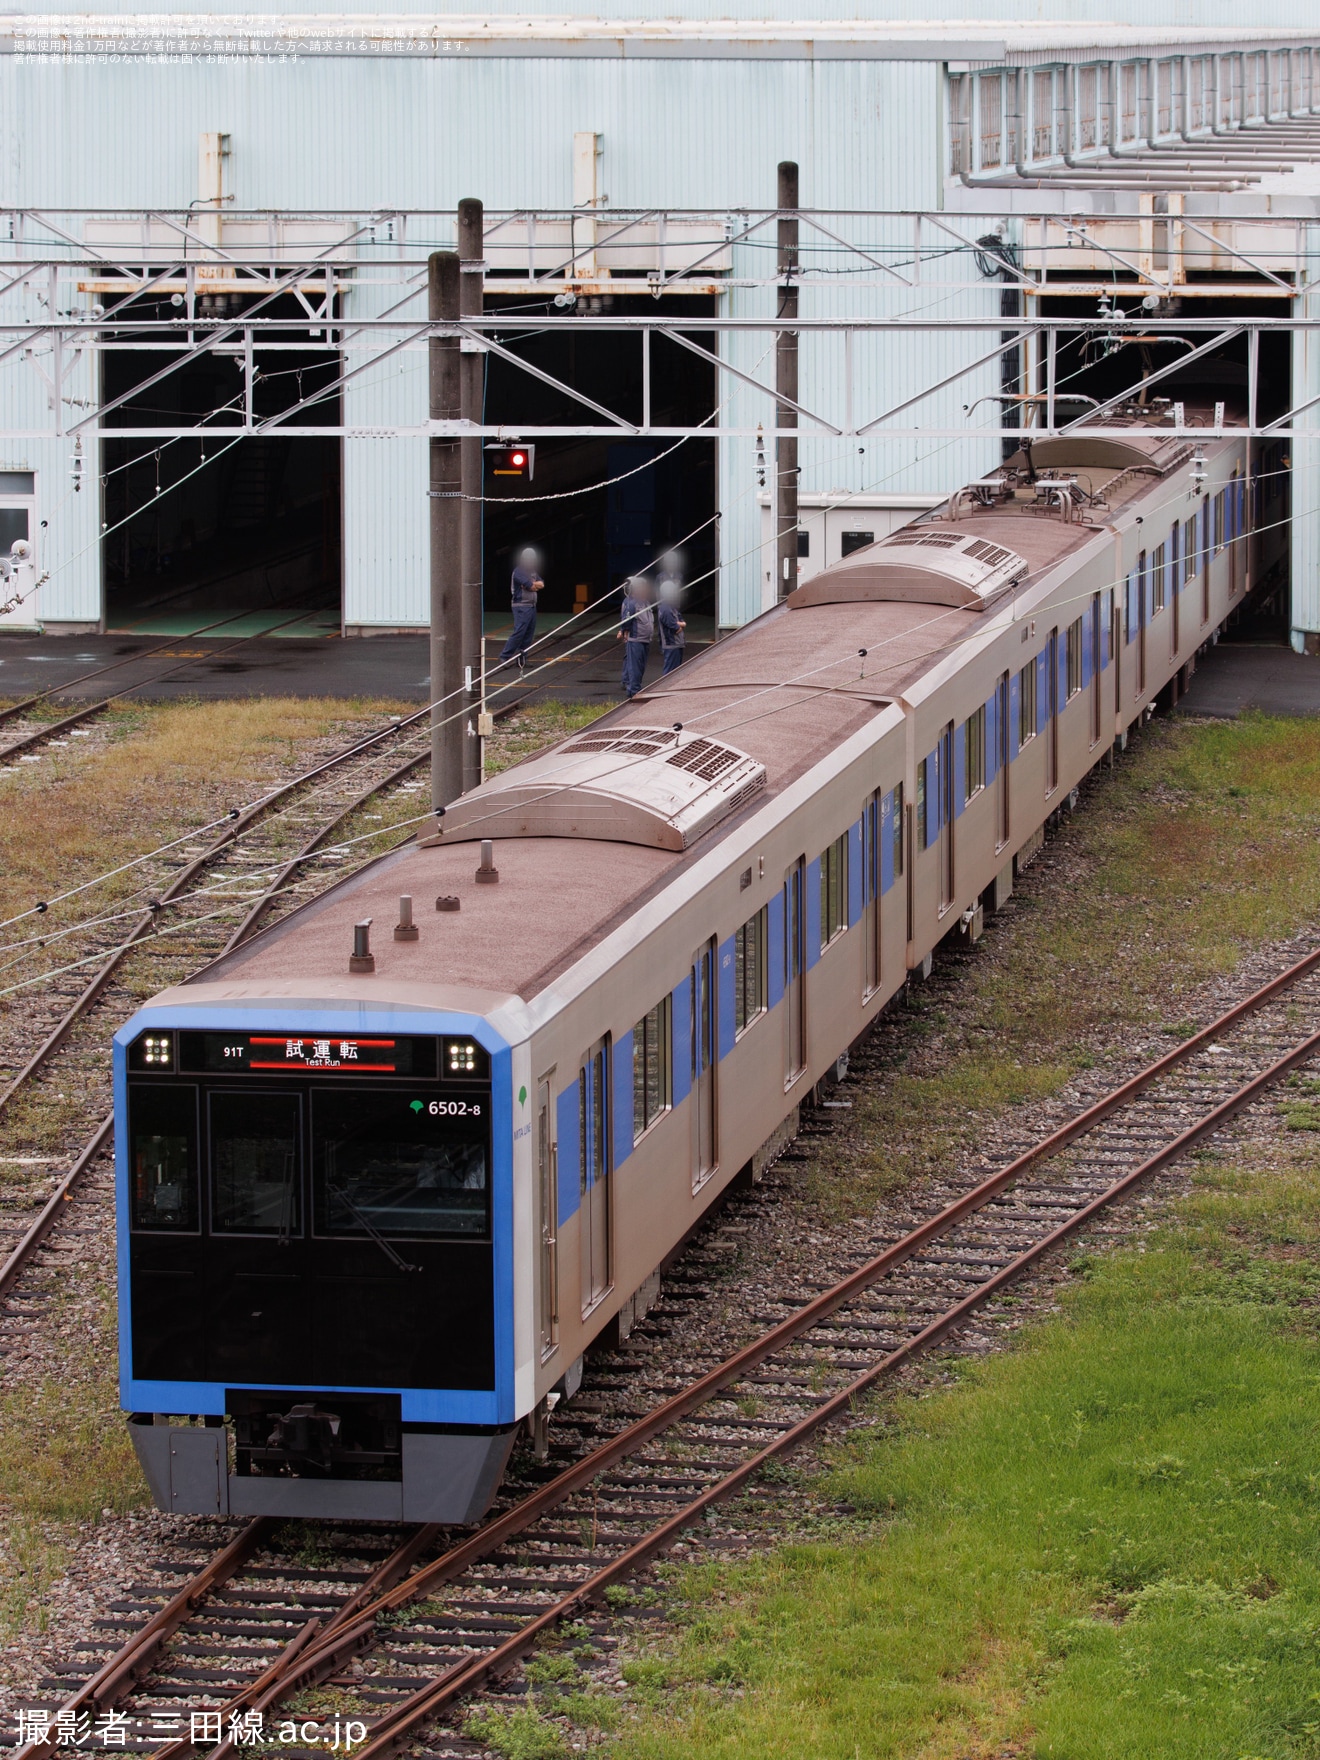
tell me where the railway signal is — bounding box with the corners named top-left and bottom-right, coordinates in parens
top-left (486, 443), bottom-right (535, 481)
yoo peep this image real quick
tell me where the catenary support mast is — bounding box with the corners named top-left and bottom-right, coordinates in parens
top-left (776, 160), bottom-right (800, 602)
top-left (429, 250), bottom-right (463, 810)
top-left (459, 198), bottom-right (485, 793)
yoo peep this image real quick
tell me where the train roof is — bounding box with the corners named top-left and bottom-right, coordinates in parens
top-left (187, 416), bottom-right (1238, 1010)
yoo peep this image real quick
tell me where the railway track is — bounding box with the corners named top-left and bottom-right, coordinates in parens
top-left (0, 676), bottom-right (560, 1367)
top-left (0, 706), bottom-right (437, 1323)
top-left (13, 938), bottom-right (1320, 1758)
top-left (0, 609), bottom-right (324, 768)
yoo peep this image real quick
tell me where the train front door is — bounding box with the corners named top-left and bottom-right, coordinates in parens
top-left (690, 940), bottom-right (717, 1191)
top-left (578, 1039), bottom-right (611, 1314)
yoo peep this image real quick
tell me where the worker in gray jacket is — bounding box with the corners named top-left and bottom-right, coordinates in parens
top-left (657, 569), bottom-right (686, 675)
top-left (617, 577), bottom-right (655, 698)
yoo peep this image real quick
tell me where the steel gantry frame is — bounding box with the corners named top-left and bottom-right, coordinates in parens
top-left (4, 202), bottom-right (1320, 444)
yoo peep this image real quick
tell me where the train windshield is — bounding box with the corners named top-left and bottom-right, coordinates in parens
top-left (210, 1091), bottom-right (301, 1236)
top-left (312, 1090), bottom-right (488, 1239)
top-left (130, 1085), bottom-right (198, 1230)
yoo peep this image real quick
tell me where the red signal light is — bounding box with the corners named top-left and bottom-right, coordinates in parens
top-left (486, 443), bottom-right (535, 481)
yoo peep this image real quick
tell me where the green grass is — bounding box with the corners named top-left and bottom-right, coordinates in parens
top-left (606, 1132), bottom-right (1320, 1760)
top-left (808, 712), bottom-right (1320, 1215)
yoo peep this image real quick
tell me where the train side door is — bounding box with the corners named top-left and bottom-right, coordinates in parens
top-left (938, 722), bottom-right (954, 909)
top-left (863, 793), bottom-right (880, 996)
top-left (783, 859), bottom-right (806, 1087)
top-left (690, 940), bottom-right (718, 1192)
top-left (1200, 498), bottom-right (1211, 626)
top-left (536, 1074), bottom-right (558, 1360)
top-left (996, 672), bottom-right (1011, 847)
top-left (578, 1039), bottom-right (611, 1314)
top-left (1135, 554), bottom-right (1147, 699)
top-left (1089, 597), bottom-right (1102, 745)
top-left (1046, 629), bottom-right (1060, 793)
top-left (1169, 520), bottom-right (1181, 660)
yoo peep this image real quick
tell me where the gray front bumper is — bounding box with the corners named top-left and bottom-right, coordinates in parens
top-left (129, 1419), bottom-right (516, 1523)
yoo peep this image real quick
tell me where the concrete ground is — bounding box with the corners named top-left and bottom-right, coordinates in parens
top-left (2, 621), bottom-right (1314, 719)
top-left (0, 612), bottom-right (719, 708)
top-left (1175, 640), bottom-right (1320, 719)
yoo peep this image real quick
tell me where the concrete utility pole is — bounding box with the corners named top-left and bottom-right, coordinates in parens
top-left (776, 160), bottom-right (800, 602)
top-left (458, 197), bottom-right (485, 793)
top-left (429, 251), bottom-right (463, 811)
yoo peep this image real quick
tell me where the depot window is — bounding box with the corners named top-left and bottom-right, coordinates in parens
top-left (632, 998), bottom-right (671, 1142)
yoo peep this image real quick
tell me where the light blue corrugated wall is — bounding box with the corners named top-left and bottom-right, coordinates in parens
top-left (41, 0), bottom-right (1320, 21)
top-left (1291, 233), bottom-right (1320, 648)
top-left (1, 52), bottom-right (1000, 626)
top-left (0, 273), bottom-right (101, 625)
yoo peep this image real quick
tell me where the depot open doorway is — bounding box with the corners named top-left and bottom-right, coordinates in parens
top-left (478, 296), bottom-right (718, 639)
top-left (100, 294), bottom-right (342, 634)
top-left (1036, 289), bottom-right (1291, 641)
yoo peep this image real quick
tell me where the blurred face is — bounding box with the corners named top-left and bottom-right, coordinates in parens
top-left (518, 547), bottom-right (540, 572)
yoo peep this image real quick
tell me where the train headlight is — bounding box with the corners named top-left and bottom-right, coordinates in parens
top-left (447, 1040), bottom-right (478, 1074)
top-left (141, 1034), bottom-right (172, 1066)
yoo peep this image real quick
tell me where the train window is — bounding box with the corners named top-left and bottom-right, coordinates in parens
top-left (632, 999), bottom-right (671, 1141)
top-left (1017, 659), bottom-right (1037, 747)
top-left (1183, 516), bottom-right (1197, 583)
top-left (819, 834), bottom-right (848, 949)
top-left (963, 707), bottom-right (985, 803)
top-left (1213, 490), bottom-right (1225, 553)
top-left (892, 782), bottom-right (905, 877)
top-left (735, 906), bottom-right (768, 1035)
top-left (1151, 546), bottom-right (1166, 615)
top-left (129, 1084), bottom-right (199, 1231)
top-left (312, 1090), bottom-right (488, 1239)
top-left (1066, 618), bottom-right (1083, 698)
top-left (210, 1091), bottom-right (302, 1236)
top-left (916, 761), bottom-right (927, 849)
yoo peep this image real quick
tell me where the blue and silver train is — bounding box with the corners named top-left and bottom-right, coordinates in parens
top-left (117, 413), bottom-right (1260, 1520)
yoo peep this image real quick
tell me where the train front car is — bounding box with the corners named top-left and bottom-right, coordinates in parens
top-left (116, 1004), bottom-right (518, 1521)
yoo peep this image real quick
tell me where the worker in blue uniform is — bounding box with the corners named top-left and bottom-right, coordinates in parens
top-left (657, 571), bottom-right (686, 675)
top-left (617, 577), bottom-right (655, 699)
top-left (499, 547), bottom-right (544, 671)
